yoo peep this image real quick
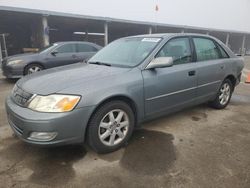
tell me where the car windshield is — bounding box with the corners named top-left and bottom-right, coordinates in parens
top-left (38, 43), bottom-right (58, 53)
top-left (89, 37), bottom-right (162, 67)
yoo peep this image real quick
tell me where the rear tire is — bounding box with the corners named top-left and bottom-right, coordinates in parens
top-left (87, 101), bottom-right (135, 153)
top-left (24, 64), bottom-right (43, 75)
top-left (209, 79), bottom-right (233, 109)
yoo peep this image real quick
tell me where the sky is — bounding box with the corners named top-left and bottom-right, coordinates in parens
top-left (0, 0), bottom-right (250, 32)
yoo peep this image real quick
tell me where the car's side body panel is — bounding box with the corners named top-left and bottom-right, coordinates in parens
top-left (59, 67), bottom-right (145, 124)
top-left (195, 59), bottom-right (226, 103)
top-left (142, 62), bottom-right (197, 118)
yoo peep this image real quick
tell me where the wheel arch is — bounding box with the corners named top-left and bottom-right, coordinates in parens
top-left (224, 74), bottom-right (237, 90)
top-left (85, 95), bottom-right (139, 140)
top-left (23, 62), bottom-right (45, 75)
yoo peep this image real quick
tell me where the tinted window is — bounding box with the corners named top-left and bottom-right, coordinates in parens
top-left (57, 44), bottom-right (76, 53)
top-left (193, 38), bottom-right (220, 61)
top-left (156, 37), bottom-right (192, 65)
top-left (39, 43), bottom-right (58, 53)
top-left (77, 44), bottom-right (97, 52)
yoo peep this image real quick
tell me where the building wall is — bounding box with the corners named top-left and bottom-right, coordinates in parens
top-left (0, 0), bottom-right (250, 33)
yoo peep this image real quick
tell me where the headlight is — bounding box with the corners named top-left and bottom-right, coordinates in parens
top-left (28, 94), bottom-right (81, 112)
top-left (7, 60), bottom-right (23, 66)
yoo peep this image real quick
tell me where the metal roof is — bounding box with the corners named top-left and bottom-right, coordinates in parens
top-left (0, 5), bottom-right (249, 35)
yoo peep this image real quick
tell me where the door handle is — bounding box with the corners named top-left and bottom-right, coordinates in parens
top-left (220, 65), bottom-right (225, 69)
top-left (188, 70), bottom-right (196, 76)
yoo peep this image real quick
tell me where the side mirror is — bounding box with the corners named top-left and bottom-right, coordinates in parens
top-left (146, 57), bottom-right (173, 69)
top-left (51, 50), bottom-right (58, 56)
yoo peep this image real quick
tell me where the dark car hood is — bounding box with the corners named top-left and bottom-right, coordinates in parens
top-left (5, 53), bottom-right (39, 61)
top-left (17, 63), bottom-right (131, 95)
top-left (3, 53), bottom-right (40, 65)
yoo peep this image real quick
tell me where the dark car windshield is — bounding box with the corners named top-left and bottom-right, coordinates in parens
top-left (89, 37), bottom-right (162, 67)
top-left (38, 43), bottom-right (58, 53)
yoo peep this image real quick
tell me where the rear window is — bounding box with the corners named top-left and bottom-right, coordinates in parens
top-left (77, 43), bottom-right (97, 52)
top-left (193, 37), bottom-right (220, 61)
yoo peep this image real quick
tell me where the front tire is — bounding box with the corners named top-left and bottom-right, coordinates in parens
top-left (87, 101), bottom-right (135, 153)
top-left (209, 79), bottom-right (233, 109)
top-left (24, 64), bottom-right (43, 75)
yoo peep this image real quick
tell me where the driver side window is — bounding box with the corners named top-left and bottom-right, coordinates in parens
top-left (156, 37), bottom-right (192, 65)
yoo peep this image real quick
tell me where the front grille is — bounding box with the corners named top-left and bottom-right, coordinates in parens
top-left (11, 85), bottom-right (33, 107)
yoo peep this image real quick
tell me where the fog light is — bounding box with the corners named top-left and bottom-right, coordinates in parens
top-left (28, 132), bottom-right (57, 141)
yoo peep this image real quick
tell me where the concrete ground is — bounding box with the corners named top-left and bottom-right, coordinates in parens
top-left (0, 57), bottom-right (250, 188)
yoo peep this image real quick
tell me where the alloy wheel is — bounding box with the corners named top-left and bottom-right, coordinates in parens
top-left (219, 82), bottom-right (231, 105)
top-left (28, 66), bottom-right (42, 74)
top-left (98, 109), bottom-right (129, 146)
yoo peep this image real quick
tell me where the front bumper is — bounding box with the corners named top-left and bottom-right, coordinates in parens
top-left (1, 64), bottom-right (23, 78)
top-left (5, 96), bottom-right (95, 146)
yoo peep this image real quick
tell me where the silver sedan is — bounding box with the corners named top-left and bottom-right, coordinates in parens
top-left (5, 33), bottom-right (244, 153)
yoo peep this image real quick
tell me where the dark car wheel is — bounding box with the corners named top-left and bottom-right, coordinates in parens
top-left (209, 79), bottom-right (233, 109)
top-left (24, 64), bottom-right (43, 75)
top-left (87, 101), bottom-right (135, 153)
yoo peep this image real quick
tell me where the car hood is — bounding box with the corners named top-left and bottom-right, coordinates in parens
top-left (17, 63), bottom-right (131, 95)
top-left (4, 53), bottom-right (39, 61)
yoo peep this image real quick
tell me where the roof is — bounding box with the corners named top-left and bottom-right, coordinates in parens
top-left (127, 33), bottom-right (218, 39)
top-left (0, 5), bottom-right (249, 35)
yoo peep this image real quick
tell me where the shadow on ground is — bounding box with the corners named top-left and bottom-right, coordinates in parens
top-left (0, 139), bottom-right (86, 186)
top-left (78, 129), bottom-right (176, 188)
top-left (120, 129), bottom-right (176, 175)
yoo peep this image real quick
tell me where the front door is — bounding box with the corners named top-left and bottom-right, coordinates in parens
top-left (46, 43), bottom-right (80, 68)
top-left (142, 37), bottom-right (198, 117)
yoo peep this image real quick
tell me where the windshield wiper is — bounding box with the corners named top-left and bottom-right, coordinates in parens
top-left (88, 61), bottom-right (111, 66)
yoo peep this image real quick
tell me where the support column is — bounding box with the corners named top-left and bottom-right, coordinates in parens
top-left (104, 22), bottom-right (108, 46)
top-left (181, 29), bottom-right (185, 33)
top-left (148, 26), bottom-right (153, 34)
top-left (225, 33), bottom-right (230, 47)
top-left (1, 34), bottom-right (8, 57)
top-left (85, 30), bottom-right (89, 41)
top-left (42, 16), bottom-right (50, 47)
top-left (0, 42), bottom-right (2, 61)
top-left (241, 35), bottom-right (246, 55)
top-left (206, 31), bottom-right (210, 35)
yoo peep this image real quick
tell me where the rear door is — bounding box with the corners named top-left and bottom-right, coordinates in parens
top-left (46, 43), bottom-right (80, 68)
top-left (142, 37), bottom-right (198, 117)
top-left (192, 37), bottom-right (228, 103)
top-left (76, 43), bottom-right (98, 61)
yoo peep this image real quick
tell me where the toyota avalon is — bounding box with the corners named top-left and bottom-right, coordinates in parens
top-left (5, 33), bottom-right (244, 153)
